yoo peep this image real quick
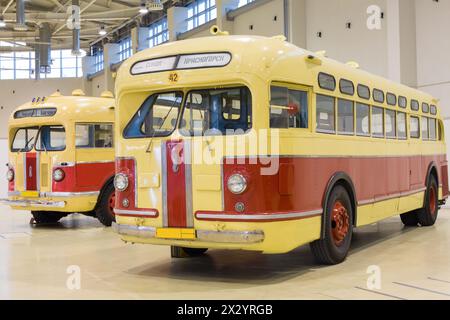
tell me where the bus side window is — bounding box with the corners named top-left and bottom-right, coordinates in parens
top-left (385, 109), bottom-right (396, 138)
top-left (429, 118), bottom-right (437, 141)
top-left (410, 116), bottom-right (420, 139)
top-left (397, 112), bottom-right (407, 139)
top-left (337, 99), bottom-right (354, 135)
top-left (76, 124), bottom-right (114, 148)
top-left (371, 106), bottom-right (384, 138)
top-left (270, 86), bottom-right (308, 129)
top-left (316, 95), bottom-right (335, 134)
top-left (356, 103), bottom-right (370, 136)
top-left (422, 117), bottom-right (429, 140)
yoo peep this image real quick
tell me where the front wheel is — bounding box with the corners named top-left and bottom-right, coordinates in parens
top-left (171, 246), bottom-right (208, 258)
top-left (310, 185), bottom-right (353, 265)
top-left (95, 183), bottom-right (116, 227)
top-left (417, 175), bottom-right (439, 227)
top-left (31, 211), bottom-right (67, 224)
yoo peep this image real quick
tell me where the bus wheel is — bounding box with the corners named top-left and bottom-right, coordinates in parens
top-left (310, 185), bottom-right (353, 265)
top-left (95, 183), bottom-right (116, 227)
top-left (417, 175), bottom-right (439, 227)
top-left (171, 246), bottom-right (208, 258)
top-left (400, 210), bottom-right (419, 226)
top-left (31, 211), bottom-right (67, 224)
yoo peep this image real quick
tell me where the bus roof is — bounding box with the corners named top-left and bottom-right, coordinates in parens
top-left (10, 94), bottom-right (115, 125)
top-left (118, 35), bottom-right (439, 111)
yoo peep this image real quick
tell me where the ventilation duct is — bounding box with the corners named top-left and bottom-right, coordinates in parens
top-left (14, 0), bottom-right (27, 31)
top-left (39, 23), bottom-right (51, 72)
top-left (71, 0), bottom-right (81, 55)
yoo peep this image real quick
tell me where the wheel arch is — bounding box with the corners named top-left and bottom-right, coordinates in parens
top-left (321, 172), bottom-right (357, 238)
top-left (426, 161), bottom-right (439, 186)
top-left (94, 175), bottom-right (115, 210)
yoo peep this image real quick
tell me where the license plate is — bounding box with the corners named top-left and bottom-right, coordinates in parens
top-left (20, 191), bottom-right (39, 198)
top-left (156, 228), bottom-right (196, 240)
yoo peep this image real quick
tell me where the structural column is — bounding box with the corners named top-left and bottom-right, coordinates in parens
top-left (167, 6), bottom-right (188, 41)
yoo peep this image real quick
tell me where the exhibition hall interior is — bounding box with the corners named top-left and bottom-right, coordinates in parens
top-left (0, 0), bottom-right (450, 301)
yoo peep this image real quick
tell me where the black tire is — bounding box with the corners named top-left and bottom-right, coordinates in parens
top-left (310, 185), bottom-right (353, 265)
top-left (31, 211), bottom-right (67, 224)
top-left (95, 183), bottom-right (116, 227)
top-left (400, 210), bottom-right (419, 226)
top-left (417, 175), bottom-right (439, 227)
top-left (171, 246), bottom-right (208, 258)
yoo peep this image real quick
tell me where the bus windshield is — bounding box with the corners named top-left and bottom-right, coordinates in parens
top-left (180, 87), bottom-right (252, 136)
top-left (35, 125), bottom-right (66, 151)
top-left (124, 92), bottom-right (183, 138)
top-left (11, 127), bottom-right (39, 152)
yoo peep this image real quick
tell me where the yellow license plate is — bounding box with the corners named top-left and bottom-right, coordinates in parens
top-left (20, 191), bottom-right (39, 198)
top-left (156, 228), bottom-right (196, 240)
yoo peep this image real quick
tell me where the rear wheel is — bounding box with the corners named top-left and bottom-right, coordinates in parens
top-left (171, 246), bottom-right (208, 258)
top-left (400, 210), bottom-right (419, 226)
top-left (95, 183), bottom-right (116, 227)
top-left (417, 175), bottom-right (439, 227)
top-left (31, 211), bottom-right (67, 224)
top-left (310, 185), bottom-right (353, 265)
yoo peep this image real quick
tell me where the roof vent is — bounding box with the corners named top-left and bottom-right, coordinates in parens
top-left (101, 91), bottom-right (114, 98)
top-left (49, 91), bottom-right (62, 97)
top-left (346, 61), bottom-right (360, 69)
top-left (72, 89), bottom-right (85, 96)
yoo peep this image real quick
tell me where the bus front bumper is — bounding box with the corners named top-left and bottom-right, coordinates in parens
top-left (0, 198), bottom-right (66, 208)
top-left (112, 222), bottom-right (265, 244)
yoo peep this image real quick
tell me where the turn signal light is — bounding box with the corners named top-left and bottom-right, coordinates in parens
top-left (53, 168), bottom-right (65, 182)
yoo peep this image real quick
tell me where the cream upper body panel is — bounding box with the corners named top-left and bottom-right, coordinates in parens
top-left (115, 35), bottom-right (441, 118)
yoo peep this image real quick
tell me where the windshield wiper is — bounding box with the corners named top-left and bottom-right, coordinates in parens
top-left (18, 136), bottom-right (35, 153)
top-left (146, 98), bottom-right (180, 153)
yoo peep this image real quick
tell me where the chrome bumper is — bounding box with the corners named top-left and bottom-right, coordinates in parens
top-left (112, 223), bottom-right (264, 244)
top-left (0, 198), bottom-right (66, 208)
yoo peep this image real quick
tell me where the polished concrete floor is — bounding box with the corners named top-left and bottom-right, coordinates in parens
top-left (1, 204), bottom-right (450, 300)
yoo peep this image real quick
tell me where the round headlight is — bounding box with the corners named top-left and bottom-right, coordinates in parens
top-left (227, 174), bottom-right (247, 195)
top-left (114, 173), bottom-right (129, 192)
top-left (53, 168), bottom-right (65, 182)
top-left (6, 169), bottom-right (14, 182)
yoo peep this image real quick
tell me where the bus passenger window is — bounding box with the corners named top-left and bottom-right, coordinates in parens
top-left (372, 106), bottom-right (384, 138)
top-left (337, 99), bottom-right (354, 135)
top-left (270, 86), bottom-right (308, 129)
top-left (387, 93), bottom-right (397, 106)
top-left (357, 84), bottom-right (370, 100)
top-left (410, 116), bottom-right (420, 138)
top-left (76, 124), bottom-right (114, 148)
top-left (411, 100), bottom-right (420, 111)
top-left (385, 109), bottom-right (396, 138)
top-left (356, 103), bottom-right (370, 136)
top-left (397, 112), bottom-right (407, 139)
top-left (429, 118), bottom-right (437, 141)
top-left (316, 95), bottom-right (335, 133)
top-left (422, 117), bottom-right (429, 140)
top-left (180, 87), bottom-right (252, 136)
top-left (373, 89), bottom-right (385, 104)
top-left (422, 103), bottom-right (430, 113)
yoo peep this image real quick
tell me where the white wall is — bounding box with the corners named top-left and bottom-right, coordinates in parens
top-left (306, 0), bottom-right (388, 78)
top-left (0, 138), bottom-right (7, 198)
top-left (415, 0), bottom-right (450, 118)
top-left (233, 0), bottom-right (285, 37)
top-left (0, 78), bottom-right (83, 138)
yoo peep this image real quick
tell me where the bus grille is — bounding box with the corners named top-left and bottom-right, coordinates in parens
top-left (41, 164), bottom-right (49, 188)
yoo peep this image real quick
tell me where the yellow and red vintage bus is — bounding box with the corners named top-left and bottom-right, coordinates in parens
top-left (1, 90), bottom-right (117, 226)
top-left (112, 29), bottom-right (448, 264)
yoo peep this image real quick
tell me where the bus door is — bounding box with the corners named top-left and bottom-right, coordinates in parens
top-left (24, 152), bottom-right (38, 191)
top-left (163, 139), bottom-right (192, 228)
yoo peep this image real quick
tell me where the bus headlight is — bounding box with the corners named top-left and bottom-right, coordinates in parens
top-left (53, 169), bottom-right (65, 182)
top-left (227, 174), bottom-right (247, 195)
top-left (6, 169), bottom-right (14, 182)
top-left (114, 173), bottom-right (129, 192)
